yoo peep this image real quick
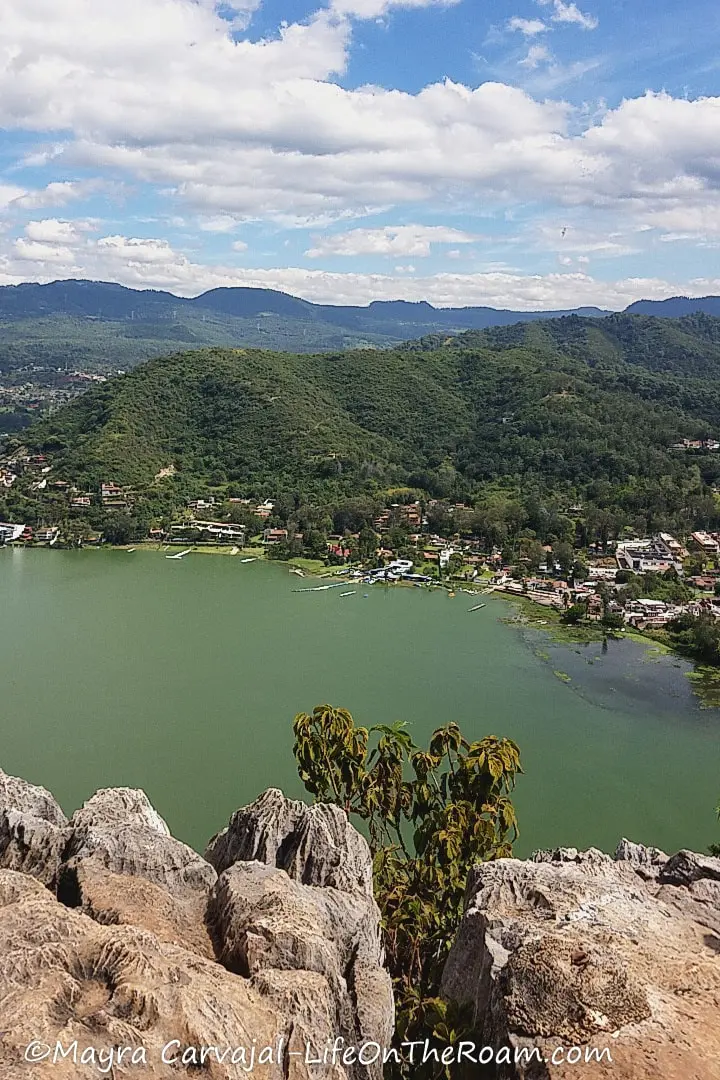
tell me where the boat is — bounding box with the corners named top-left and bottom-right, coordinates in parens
top-left (126, 548), bottom-right (136, 553)
top-left (166, 549), bottom-right (191, 560)
top-left (339, 591), bottom-right (356, 597)
top-left (290, 568), bottom-right (305, 576)
top-left (240, 557), bottom-right (256, 563)
top-left (468, 603), bottom-right (486, 612)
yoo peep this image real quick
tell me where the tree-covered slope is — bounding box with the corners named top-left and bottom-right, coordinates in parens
top-left (19, 314), bottom-right (720, 518)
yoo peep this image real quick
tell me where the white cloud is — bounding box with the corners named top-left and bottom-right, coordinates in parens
top-left (537, 0), bottom-right (598, 29)
top-left (0, 229), bottom-right (718, 312)
top-left (0, 0), bottom-right (717, 280)
top-left (13, 179), bottom-right (116, 210)
top-left (231, 239), bottom-right (248, 251)
top-left (24, 218), bottom-right (84, 245)
top-left (330, 0), bottom-right (460, 18)
top-left (305, 225), bottom-right (479, 257)
top-left (0, 184), bottom-right (27, 211)
top-left (95, 235), bottom-right (180, 265)
top-left (507, 17), bottom-right (547, 35)
top-left (519, 44), bottom-right (552, 68)
top-left (197, 214), bottom-right (242, 233)
top-left (12, 238), bottom-right (77, 264)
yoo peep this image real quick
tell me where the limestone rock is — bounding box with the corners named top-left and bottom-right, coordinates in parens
top-left (206, 790), bottom-right (374, 898)
top-left (206, 787), bottom-right (306, 870)
top-left (0, 868), bottom-right (351, 1080)
top-left (658, 849), bottom-right (720, 886)
top-left (207, 861), bottom-right (393, 1079)
top-left (57, 855), bottom-right (215, 959)
top-left (279, 803), bottom-right (374, 897)
top-left (0, 810), bottom-right (67, 887)
top-left (0, 768), bottom-right (68, 826)
top-left (0, 768), bottom-right (69, 887)
top-left (613, 838), bottom-right (668, 881)
top-left (69, 786), bottom-right (171, 835)
top-left (0, 776), bottom-right (394, 1080)
top-left (64, 786), bottom-right (216, 898)
top-left (442, 846), bottom-right (720, 1080)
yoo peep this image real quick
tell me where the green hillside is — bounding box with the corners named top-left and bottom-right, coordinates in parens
top-left (6, 313), bottom-right (720, 538)
top-left (0, 311), bottom-right (396, 374)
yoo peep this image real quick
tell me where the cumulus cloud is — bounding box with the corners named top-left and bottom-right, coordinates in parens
top-left (0, 228), bottom-right (717, 311)
top-left (0, 0), bottom-right (716, 239)
top-left (305, 224), bottom-right (479, 257)
top-left (24, 218), bottom-right (85, 245)
top-left (13, 238), bottom-right (77, 265)
top-left (0, 0), bottom-right (718, 295)
top-left (0, 184), bottom-right (27, 211)
top-left (507, 17), bottom-right (547, 35)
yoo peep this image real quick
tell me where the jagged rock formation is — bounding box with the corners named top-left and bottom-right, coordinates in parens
top-left (0, 772), bottom-right (393, 1080)
top-left (206, 789), bottom-right (374, 898)
top-left (3, 764), bottom-right (719, 1080)
top-left (442, 840), bottom-right (720, 1080)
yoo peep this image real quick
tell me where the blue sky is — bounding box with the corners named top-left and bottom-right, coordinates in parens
top-left (0, 0), bottom-right (718, 308)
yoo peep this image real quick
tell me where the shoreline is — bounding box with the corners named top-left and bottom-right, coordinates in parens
top-left (497, 591), bottom-right (720, 708)
top-left (7, 542), bottom-right (720, 705)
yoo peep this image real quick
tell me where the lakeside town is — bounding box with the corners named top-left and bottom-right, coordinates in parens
top-left (3, 446), bottom-right (720, 639)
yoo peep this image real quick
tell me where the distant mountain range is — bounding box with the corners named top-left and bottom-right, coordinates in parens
top-left (0, 278), bottom-right (610, 326)
top-left (1, 279), bottom-right (719, 372)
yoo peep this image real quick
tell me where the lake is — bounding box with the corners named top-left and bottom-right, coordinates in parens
top-left (1, 547), bottom-right (718, 857)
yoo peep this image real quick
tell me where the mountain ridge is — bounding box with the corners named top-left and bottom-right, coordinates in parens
top-left (9, 313), bottom-right (720, 542)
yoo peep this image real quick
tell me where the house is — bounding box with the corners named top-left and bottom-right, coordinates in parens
top-left (71, 496), bottom-right (92, 508)
top-left (689, 576), bottom-right (716, 591)
top-left (691, 531), bottom-right (720, 554)
top-left (188, 498), bottom-right (215, 513)
top-left (624, 598), bottom-right (682, 628)
top-left (172, 520), bottom-right (246, 545)
top-left (263, 528), bottom-right (288, 545)
top-left (0, 522), bottom-right (25, 544)
top-left (34, 527), bottom-right (59, 544)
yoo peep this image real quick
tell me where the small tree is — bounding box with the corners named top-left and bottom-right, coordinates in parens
top-left (293, 706), bottom-right (521, 1077)
top-left (561, 602), bottom-right (586, 625)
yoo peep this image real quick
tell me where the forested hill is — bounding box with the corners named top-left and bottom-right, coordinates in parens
top-left (15, 313), bottom-right (720, 533)
top-left (425, 311), bottom-right (720, 376)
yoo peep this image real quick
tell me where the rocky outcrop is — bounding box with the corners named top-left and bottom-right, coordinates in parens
top-left (206, 789), bottom-right (374, 898)
top-left (0, 770), bottom-right (393, 1080)
top-left (62, 786), bottom-right (217, 898)
top-left (0, 768), bottom-right (68, 886)
top-left (442, 842), bottom-right (720, 1080)
top-left (207, 861), bottom-right (393, 1078)
top-left (0, 868), bottom-right (324, 1080)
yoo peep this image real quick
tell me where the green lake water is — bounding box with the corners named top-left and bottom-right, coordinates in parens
top-left (1, 547), bottom-right (718, 857)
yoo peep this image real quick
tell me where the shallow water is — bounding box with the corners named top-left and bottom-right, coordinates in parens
top-left (1, 547), bottom-right (717, 856)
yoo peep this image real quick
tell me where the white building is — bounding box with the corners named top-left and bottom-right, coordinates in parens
top-left (0, 522), bottom-right (25, 544)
